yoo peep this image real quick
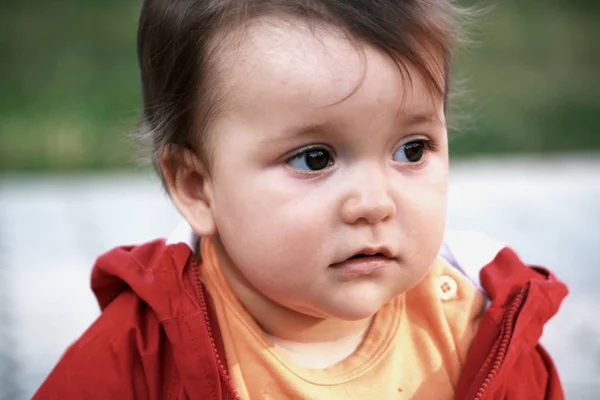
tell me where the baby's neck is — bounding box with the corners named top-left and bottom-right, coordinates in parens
top-left (266, 318), bottom-right (372, 368)
top-left (241, 281), bottom-right (373, 367)
top-left (258, 304), bottom-right (373, 341)
top-left (241, 281), bottom-right (374, 368)
top-left (238, 276), bottom-right (373, 369)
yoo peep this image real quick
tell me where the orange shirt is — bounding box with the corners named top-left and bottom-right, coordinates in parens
top-left (200, 237), bottom-right (485, 400)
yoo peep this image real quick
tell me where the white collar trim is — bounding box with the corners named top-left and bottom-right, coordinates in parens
top-left (166, 220), bottom-right (196, 248)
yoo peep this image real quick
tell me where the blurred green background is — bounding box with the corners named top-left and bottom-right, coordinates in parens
top-left (1, 0), bottom-right (598, 172)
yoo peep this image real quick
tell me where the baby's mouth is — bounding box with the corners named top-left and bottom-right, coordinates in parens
top-left (330, 245), bottom-right (395, 269)
top-left (329, 251), bottom-right (394, 276)
top-left (348, 253), bottom-right (384, 260)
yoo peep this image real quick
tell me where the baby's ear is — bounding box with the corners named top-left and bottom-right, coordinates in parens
top-left (161, 145), bottom-right (217, 236)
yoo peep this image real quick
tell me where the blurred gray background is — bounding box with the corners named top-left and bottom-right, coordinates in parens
top-left (1, 0), bottom-right (599, 399)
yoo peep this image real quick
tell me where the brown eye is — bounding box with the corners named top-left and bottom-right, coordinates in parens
top-left (393, 140), bottom-right (427, 163)
top-left (288, 148), bottom-right (333, 171)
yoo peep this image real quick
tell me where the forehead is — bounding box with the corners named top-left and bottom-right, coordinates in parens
top-left (214, 17), bottom-right (444, 127)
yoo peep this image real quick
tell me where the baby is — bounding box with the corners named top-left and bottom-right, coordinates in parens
top-left (35, 1), bottom-right (568, 399)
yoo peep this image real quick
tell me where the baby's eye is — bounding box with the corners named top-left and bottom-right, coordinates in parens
top-left (287, 147), bottom-right (333, 171)
top-left (393, 140), bottom-right (428, 163)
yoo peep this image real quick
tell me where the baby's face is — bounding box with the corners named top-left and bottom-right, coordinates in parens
top-left (205, 19), bottom-right (448, 321)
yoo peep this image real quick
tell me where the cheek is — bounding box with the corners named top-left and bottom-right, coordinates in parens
top-left (211, 176), bottom-right (339, 302)
top-left (211, 168), bottom-right (335, 267)
top-left (399, 165), bottom-right (449, 259)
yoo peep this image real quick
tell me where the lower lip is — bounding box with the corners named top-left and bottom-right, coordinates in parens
top-left (330, 256), bottom-right (393, 278)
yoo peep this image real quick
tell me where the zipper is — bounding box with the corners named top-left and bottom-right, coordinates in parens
top-left (189, 263), bottom-right (242, 400)
top-left (473, 284), bottom-right (529, 399)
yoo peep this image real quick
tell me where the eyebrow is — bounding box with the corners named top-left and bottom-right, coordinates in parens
top-left (259, 122), bottom-right (332, 146)
top-left (401, 112), bottom-right (445, 127)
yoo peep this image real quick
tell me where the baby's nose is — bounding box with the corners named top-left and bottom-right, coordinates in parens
top-left (340, 167), bottom-right (396, 225)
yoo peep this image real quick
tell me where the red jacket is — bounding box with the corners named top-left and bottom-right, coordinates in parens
top-left (34, 236), bottom-right (568, 399)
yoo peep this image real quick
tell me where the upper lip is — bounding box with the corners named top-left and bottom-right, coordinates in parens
top-left (333, 245), bottom-right (396, 265)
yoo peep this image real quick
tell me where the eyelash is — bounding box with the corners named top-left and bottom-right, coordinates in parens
top-left (285, 138), bottom-right (437, 172)
top-left (392, 138), bottom-right (437, 164)
top-left (285, 145), bottom-right (335, 172)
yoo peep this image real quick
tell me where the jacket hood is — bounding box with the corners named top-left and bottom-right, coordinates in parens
top-left (91, 237), bottom-right (194, 321)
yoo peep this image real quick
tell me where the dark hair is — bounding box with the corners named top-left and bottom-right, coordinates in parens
top-left (137, 0), bottom-right (470, 185)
